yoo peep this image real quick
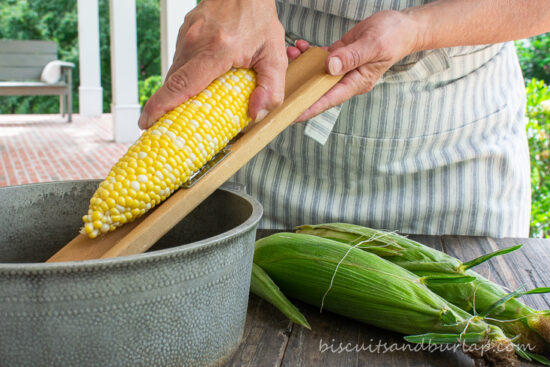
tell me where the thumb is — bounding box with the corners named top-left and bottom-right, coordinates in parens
top-left (248, 49), bottom-right (287, 122)
top-left (138, 56), bottom-right (230, 129)
top-left (326, 39), bottom-right (374, 76)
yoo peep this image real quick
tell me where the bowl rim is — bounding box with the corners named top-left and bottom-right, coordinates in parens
top-left (0, 179), bottom-right (263, 273)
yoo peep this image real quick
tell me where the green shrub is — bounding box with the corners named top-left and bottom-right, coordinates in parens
top-left (138, 75), bottom-right (162, 108)
top-left (516, 34), bottom-right (550, 85)
top-left (0, 0), bottom-right (78, 114)
top-left (525, 79), bottom-right (550, 237)
top-left (0, 0), bottom-right (160, 114)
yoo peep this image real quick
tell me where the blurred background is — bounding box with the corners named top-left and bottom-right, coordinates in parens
top-left (0, 0), bottom-right (548, 238)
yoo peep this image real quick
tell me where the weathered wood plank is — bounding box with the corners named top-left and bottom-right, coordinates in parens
top-left (0, 40), bottom-right (57, 81)
top-left (281, 301), bottom-right (360, 367)
top-left (256, 229), bottom-right (286, 240)
top-left (0, 54), bottom-right (56, 68)
top-left (492, 237), bottom-right (550, 310)
top-left (0, 40), bottom-right (57, 53)
top-left (223, 294), bottom-right (293, 367)
top-left (408, 234), bottom-right (445, 252)
top-left (0, 67), bottom-right (44, 81)
top-left (357, 326), bottom-right (474, 367)
top-left (0, 84), bottom-right (67, 96)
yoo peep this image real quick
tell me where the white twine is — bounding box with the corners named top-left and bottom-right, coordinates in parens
top-left (484, 316), bottom-right (525, 323)
top-left (472, 283), bottom-right (481, 315)
top-left (462, 278), bottom-right (525, 343)
top-left (348, 229), bottom-right (400, 251)
top-left (319, 230), bottom-right (396, 313)
top-left (459, 315), bottom-right (476, 341)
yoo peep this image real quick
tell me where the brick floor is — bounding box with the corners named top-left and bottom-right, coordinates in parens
top-left (0, 114), bottom-right (131, 187)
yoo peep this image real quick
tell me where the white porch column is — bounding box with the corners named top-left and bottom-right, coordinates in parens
top-left (160, 0), bottom-right (196, 80)
top-left (109, 0), bottom-right (141, 143)
top-left (77, 0), bottom-right (103, 116)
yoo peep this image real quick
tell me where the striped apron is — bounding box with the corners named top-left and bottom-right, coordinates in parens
top-left (230, 0), bottom-right (531, 237)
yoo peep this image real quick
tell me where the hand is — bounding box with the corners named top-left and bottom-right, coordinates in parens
top-left (138, 0), bottom-right (286, 129)
top-left (287, 10), bottom-right (421, 122)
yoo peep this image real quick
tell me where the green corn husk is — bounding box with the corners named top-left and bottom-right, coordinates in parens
top-left (254, 233), bottom-right (518, 366)
top-left (297, 223), bottom-right (550, 354)
top-left (250, 263), bottom-right (311, 329)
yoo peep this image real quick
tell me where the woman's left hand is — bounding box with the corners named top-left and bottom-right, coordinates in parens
top-left (287, 10), bottom-right (422, 122)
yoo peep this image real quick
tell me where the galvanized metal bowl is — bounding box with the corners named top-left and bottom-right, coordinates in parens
top-left (0, 180), bottom-right (262, 367)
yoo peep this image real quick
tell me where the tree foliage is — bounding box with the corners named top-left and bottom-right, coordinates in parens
top-left (516, 34), bottom-right (550, 85)
top-left (525, 79), bottom-right (550, 237)
top-left (138, 75), bottom-right (162, 108)
top-left (0, 0), bottom-right (78, 114)
top-left (0, 0), bottom-right (160, 114)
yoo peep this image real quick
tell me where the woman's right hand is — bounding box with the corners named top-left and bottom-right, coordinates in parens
top-left (138, 0), bottom-right (287, 129)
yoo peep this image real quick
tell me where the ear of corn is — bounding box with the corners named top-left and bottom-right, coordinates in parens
top-left (82, 68), bottom-right (256, 238)
top-left (250, 263), bottom-right (310, 329)
top-left (254, 232), bottom-right (518, 366)
top-left (296, 223), bottom-right (550, 354)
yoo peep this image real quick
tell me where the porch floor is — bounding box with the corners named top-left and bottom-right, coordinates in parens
top-left (0, 114), bottom-right (130, 187)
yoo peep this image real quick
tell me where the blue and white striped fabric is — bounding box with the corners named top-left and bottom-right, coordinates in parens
top-left (231, 0), bottom-right (531, 237)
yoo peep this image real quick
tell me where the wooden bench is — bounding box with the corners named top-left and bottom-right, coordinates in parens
top-left (0, 40), bottom-right (74, 122)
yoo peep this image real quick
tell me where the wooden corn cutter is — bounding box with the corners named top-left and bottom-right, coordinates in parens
top-left (47, 47), bottom-right (342, 262)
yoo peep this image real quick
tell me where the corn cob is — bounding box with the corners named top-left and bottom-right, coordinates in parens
top-left (82, 68), bottom-right (256, 238)
top-left (297, 223), bottom-right (550, 356)
top-left (254, 233), bottom-right (518, 366)
top-left (250, 263), bottom-right (310, 329)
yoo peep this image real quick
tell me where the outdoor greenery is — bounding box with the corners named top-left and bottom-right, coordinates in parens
top-left (138, 75), bottom-right (162, 108)
top-left (0, 1), bottom-right (549, 237)
top-left (0, 0), bottom-right (160, 114)
top-left (0, 0), bottom-right (78, 113)
top-left (525, 79), bottom-right (550, 237)
top-left (516, 32), bottom-right (550, 237)
top-left (516, 34), bottom-right (550, 85)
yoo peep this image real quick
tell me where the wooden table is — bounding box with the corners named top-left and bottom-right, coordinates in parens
top-left (224, 232), bottom-right (550, 367)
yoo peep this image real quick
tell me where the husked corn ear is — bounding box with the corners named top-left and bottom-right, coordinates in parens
top-left (82, 68), bottom-right (256, 238)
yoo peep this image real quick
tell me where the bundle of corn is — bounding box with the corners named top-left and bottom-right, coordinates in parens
top-left (253, 233), bottom-right (519, 366)
top-left (82, 68), bottom-right (256, 238)
top-left (297, 223), bottom-right (550, 359)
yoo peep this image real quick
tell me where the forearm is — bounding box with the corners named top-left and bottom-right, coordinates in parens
top-left (405, 0), bottom-right (550, 52)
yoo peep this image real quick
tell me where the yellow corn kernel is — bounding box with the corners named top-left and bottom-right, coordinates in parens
top-left (82, 68), bottom-right (256, 238)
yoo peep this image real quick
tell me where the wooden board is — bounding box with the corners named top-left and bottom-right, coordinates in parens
top-left (47, 47), bottom-right (342, 262)
top-left (0, 40), bottom-right (58, 81)
top-left (0, 40), bottom-right (58, 54)
top-left (0, 83), bottom-right (68, 96)
top-left (223, 295), bottom-right (294, 367)
top-left (0, 54), bottom-right (56, 67)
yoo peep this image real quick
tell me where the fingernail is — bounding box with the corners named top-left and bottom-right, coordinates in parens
top-left (138, 112), bottom-right (149, 129)
top-left (328, 57), bottom-right (342, 75)
top-left (255, 109), bottom-right (269, 123)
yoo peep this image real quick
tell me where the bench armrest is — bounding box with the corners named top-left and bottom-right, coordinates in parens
top-left (58, 61), bottom-right (75, 69)
top-left (40, 60), bottom-right (75, 84)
